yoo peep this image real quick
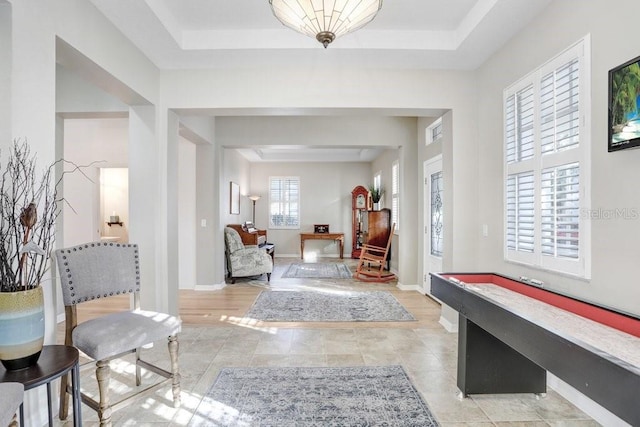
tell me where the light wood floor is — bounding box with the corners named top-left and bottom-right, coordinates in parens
top-left (73, 257), bottom-right (442, 329)
top-left (55, 257), bottom-right (598, 426)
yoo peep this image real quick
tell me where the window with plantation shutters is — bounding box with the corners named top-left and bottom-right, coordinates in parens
top-left (504, 36), bottom-right (591, 278)
top-left (269, 176), bottom-right (300, 229)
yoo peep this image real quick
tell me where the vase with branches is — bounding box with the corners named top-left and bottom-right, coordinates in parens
top-left (0, 140), bottom-right (61, 292)
top-left (0, 139), bottom-right (90, 369)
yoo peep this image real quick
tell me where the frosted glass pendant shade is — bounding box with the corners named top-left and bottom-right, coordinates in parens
top-left (269, 0), bottom-right (383, 48)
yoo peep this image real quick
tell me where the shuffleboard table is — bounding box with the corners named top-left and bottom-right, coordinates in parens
top-left (430, 272), bottom-right (640, 426)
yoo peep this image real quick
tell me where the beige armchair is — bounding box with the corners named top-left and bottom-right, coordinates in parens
top-left (55, 242), bottom-right (181, 427)
top-left (224, 227), bottom-right (273, 283)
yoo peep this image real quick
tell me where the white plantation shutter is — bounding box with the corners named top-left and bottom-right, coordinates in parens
top-left (269, 176), bottom-right (300, 229)
top-left (504, 37), bottom-right (590, 278)
top-left (506, 172), bottom-right (535, 253)
top-left (540, 58), bottom-right (580, 154)
top-left (505, 85), bottom-right (535, 164)
top-left (541, 163), bottom-right (580, 259)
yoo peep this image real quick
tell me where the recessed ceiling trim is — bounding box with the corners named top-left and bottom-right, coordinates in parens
top-left (455, 0), bottom-right (499, 45)
top-left (146, 0), bottom-right (497, 51)
top-left (180, 29), bottom-right (459, 51)
top-left (234, 146), bottom-right (388, 163)
top-left (90, 0), bottom-right (552, 70)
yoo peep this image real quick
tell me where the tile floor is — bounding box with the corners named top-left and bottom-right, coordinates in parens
top-left (53, 257), bottom-right (600, 426)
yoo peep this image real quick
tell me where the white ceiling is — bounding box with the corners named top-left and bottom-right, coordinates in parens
top-left (88, 0), bottom-right (551, 162)
top-left (90, 0), bottom-right (551, 70)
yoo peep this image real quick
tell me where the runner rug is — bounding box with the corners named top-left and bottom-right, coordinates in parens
top-left (192, 365), bottom-right (439, 426)
top-left (244, 290), bottom-right (415, 322)
top-left (282, 262), bottom-right (352, 279)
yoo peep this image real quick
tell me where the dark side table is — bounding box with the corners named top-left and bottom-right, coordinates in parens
top-left (0, 345), bottom-right (81, 427)
top-left (261, 243), bottom-right (275, 262)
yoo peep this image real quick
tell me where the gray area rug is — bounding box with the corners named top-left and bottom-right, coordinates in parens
top-left (282, 262), bottom-right (352, 279)
top-left (245, 290), bottom-right (415, 321)
top-left (193, 365), bottom-right (439, 426)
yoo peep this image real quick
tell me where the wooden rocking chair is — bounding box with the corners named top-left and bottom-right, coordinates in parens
top-left (354, 223), bottom-right (396, 282)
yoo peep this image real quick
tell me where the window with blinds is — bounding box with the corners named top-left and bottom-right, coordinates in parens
top-left (503, 36), bottom-right (590, 278)
top-left (426, 118), bottom-right (443, 145)
top-left (269, 176), bottom-right (300, 229)
top-left (391, 160), bottom-right (399, 232)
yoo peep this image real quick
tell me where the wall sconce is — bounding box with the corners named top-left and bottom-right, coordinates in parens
top-left (248, 195), bottom-right (261, 224)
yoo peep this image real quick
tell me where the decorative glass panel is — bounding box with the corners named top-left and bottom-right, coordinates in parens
top-left (391, 161), bottom-right (399, 230)
top-left (430, 171), bottom-right (443, 257)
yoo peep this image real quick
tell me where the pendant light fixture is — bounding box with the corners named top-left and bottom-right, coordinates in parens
top-left (269, 0), bottom-right (383, 48)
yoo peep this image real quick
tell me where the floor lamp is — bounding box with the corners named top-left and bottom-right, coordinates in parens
top-left (248, 195), bottom-right (261, 224)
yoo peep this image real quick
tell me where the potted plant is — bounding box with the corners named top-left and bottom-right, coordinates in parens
top-left (368, 185), bottom-right (383, 211)
top-left (0, 139), bottom-right (64, 369)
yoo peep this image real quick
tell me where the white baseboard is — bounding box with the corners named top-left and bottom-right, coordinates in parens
top-left (439, 315), bottom-right (458, 333)
top-left (194, 282), bottom-right (227, 291)
top-left (547, 373), bottom-right (629, 426)
top-left (396, 282), bottom-right (420, 291)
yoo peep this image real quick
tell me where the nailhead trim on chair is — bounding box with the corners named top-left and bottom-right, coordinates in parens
top-left (60, 242), bottom-right (140, 305)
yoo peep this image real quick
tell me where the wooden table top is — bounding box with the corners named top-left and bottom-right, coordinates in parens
top-left (300, 232), bottom-right (344, 239)
top-left (0, 345), bottom-right (79, 389)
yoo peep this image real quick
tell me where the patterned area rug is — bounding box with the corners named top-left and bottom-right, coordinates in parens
top-left (282, 262), bottom-right (352, 279)
top-left (193, 365), bottom-right (439, 426)
top-left (245, 290), bottom-right (415, 321)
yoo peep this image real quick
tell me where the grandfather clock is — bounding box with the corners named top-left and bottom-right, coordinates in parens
top-left (351, 185), bottom-right (369, 258)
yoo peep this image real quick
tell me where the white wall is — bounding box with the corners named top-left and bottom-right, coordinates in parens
top-left (0, 1), bottom-right (10, 146)
top-left (56, 65), bottom-right (128, 114)
top-left (250, 161), bottom-right (371, 257)
top-left (477, 0), bottom-right (640, 316)
top-left (178, 136), bottom-right (196, 289)
top-left (222, 149), bottom-right (253, 226)
top-left (63, 118), bottom-right (129, 246)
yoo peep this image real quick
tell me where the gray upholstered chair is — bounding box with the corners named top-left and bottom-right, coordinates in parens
top-left (224, 226), bottom-right (273, 283)
top-left (0, 382), bottom-right (23, 427)
top-left (55, 242), bottom-right (181, 427)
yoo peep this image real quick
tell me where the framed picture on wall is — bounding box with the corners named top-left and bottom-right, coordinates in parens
top-left (608, 54), bottom-right (640, 152)
top-left (230, 181), bottom-right (240, 214)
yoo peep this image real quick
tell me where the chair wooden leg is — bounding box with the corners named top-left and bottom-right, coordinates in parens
top-left (135, 348), bottom-right (142, 386)
top-left (96, 359), bottom-right (113, 427)
top-left (58, 372), bottom-right (70, 420)
top-left (168, 335), bottom-right (181, 407)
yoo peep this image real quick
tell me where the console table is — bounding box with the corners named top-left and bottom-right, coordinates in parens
top-left (0, 345), bottom-right (82, 427)
top-left (300, 233), bottom-right (344, 259)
